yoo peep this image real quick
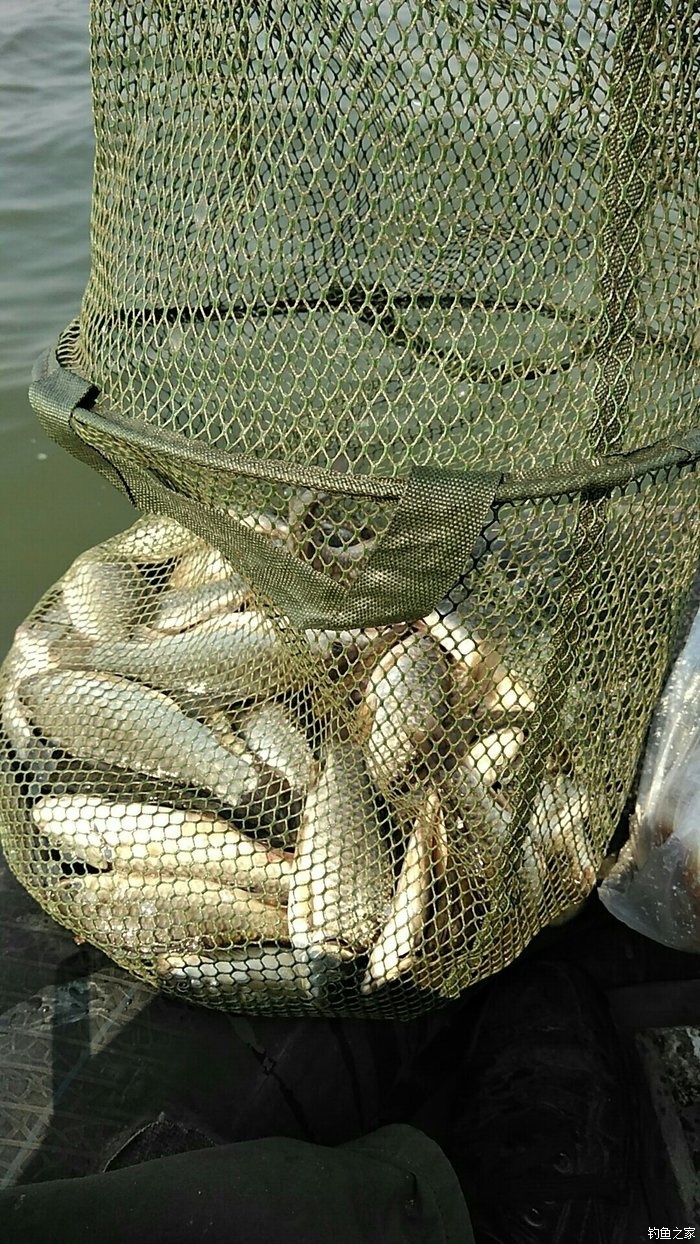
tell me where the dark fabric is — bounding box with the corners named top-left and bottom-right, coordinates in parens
top-left (0, 1124), bottom-right (474, 1244)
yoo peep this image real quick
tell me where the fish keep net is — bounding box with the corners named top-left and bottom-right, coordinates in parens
top-left (1, 0), bottom-right (699, 1016)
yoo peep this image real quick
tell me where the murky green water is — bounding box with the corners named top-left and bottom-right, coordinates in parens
top-left (0, 2), bottom-right (133, 655)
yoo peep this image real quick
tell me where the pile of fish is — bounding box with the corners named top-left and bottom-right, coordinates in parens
top-left (0, 513), bottom-right (598, 1009)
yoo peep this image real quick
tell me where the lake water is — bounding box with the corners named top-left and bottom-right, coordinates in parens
top-left (0, 1), bottom-right (134, 655)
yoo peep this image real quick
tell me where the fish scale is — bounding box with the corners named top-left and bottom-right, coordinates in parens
top-left (18, 670), bottom-right (259, 810)
top-left (88, 610), bottom-right (308, 700)
top-left (32, 795), bottom-right (293, 898)
top-left (62, 556), bottom-right (145, 641)
top-left (288, 740), bottom-right (394, 955)
top-left (359, 633), bottom-right (452, 793)
top-left (361, 788), bottom-right (441, 993)
top-left (238, 702), bottom-right (318, 793)
top-left (49, 870), bottom-right (288, 954)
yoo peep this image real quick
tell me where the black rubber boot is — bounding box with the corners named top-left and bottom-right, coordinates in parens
top-left (443, 960), bottom-right (636, 1243)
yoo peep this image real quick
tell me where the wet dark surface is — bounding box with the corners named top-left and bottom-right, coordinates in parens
top-left (1, 841), bottom-right (699, 1238)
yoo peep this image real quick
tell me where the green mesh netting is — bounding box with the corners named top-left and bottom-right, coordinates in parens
top-left (0, 0), bottom-right (698, 1016)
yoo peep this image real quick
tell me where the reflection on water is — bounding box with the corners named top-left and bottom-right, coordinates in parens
top-left (0, 1), bottom-right (134, 652)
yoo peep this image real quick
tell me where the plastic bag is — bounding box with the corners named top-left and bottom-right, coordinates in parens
top-left (599, 606), bottom-right (700, 951)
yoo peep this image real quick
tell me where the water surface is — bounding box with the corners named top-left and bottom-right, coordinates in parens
top-left (1, 1), bottom-right (133, 655)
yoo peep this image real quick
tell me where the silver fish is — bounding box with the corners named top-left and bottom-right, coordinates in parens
top-left (3, 605), bottom-right (89, 682)
top-left (199, 709), bottom-right (245, 754)
top-left (1, 682), bottom-right (35, 757)
top-left (235, 510), bottom-right (291, 548)
top-left (416, 744), bottom-right (517, 971)
top-left (199, 707), bottom-right (305, 845)
top-left (288, 741), bottom-right (393, 955)
top-left (403, 811), bottom-right (505, 989)
top-left (102, 514), bottom-right (202, 564)
top-left (157, 947), bottom-right (312, 997)
top-left (519, 835), bottom-right (549, 916)
top-left (89, 611), bottom-right (304, 701)
top-left (30, 598), bottom-right (73, 630)
top-left (361, 788), bottom-right (442, 993)
top-left (305, 624), bottom-right (410, 692)
top-left (440, 754), bottom-right (513, 855)
top-left (528, 776), bottom-right (592, 861)
top-left (422, 610), bottom-right (505, 707)
top-left (48, 870), bottom-right (288, 954)
top-left (32, 796), bottom-right (292, 899)
top-left (423, 609), bottom-right (535, 721)
top-left (62, 556), bottom-right (145, 641)
top-left (462, 727), bottom-right (525, 789)
top-left (358, 634), bottom-right (451, 793)
top-left (1, 620), bottom-right (78, 778)
top-left (422, 608), bottom-right (497, 664)
top-left (287, 491), bottom-right (376, 578)
top-left (169, 545), bottom-right (237, 590)
top-left (304, 627), bottom-right (377, 661)
top-left (1, 682), bottom-right (63, 790)
top-left (3, 624), bottom-right (59, 687)
top-left (287, 487), bottom-right (318, 532)
top-left (304, 534), bottom-right (375, 580)
top-left (520, 776), bottom-right (596, 916)
top-left (145, 576), bottom-right (249, 634)
top-left (238, 703), bottom-right (317, 794)
top-left (18, 671), bottom-right (258, 809)
top-left (480, 671), bottom-right (536, 719)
